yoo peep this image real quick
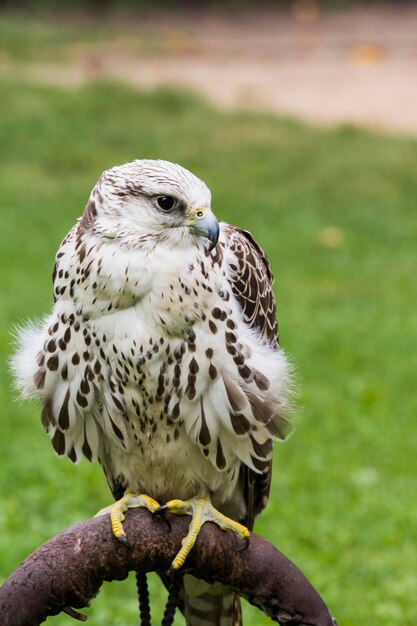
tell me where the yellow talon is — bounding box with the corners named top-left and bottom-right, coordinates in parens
top-left (154, 495), bottom-right (250, 571)
top-left (95, 491), bottom-right (161, 544)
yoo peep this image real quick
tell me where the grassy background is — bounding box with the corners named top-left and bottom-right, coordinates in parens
top-left (1, 28), bottom-right (417, 626)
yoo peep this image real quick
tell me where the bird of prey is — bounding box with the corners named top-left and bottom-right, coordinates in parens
top-left (13, 159), bottom-right (293, 625)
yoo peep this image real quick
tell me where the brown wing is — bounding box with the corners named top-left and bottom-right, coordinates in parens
top-left (221, 225), bottom-right (279, 529)
top-left (223, 226), bottom-right (279, 346)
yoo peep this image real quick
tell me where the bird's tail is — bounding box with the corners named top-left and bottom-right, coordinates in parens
top-left (183, 576), bottom-right (242, 626)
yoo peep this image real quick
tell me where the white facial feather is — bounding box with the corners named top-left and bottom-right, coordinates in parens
top-left (88, 159), bottom-right (212, 247)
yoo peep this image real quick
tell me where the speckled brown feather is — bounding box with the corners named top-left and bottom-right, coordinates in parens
top-left (221, 226), bottom-right (279, 529)
top-left (223, 226), bottom-right (279, 347)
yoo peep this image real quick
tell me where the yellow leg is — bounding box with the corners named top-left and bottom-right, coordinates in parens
top-left (95, 491), bottom-right (160, 546)
top-left (154, 496), bottom-right (250, 571)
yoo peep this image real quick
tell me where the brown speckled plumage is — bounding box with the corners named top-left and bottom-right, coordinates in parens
top-left (13, 160), bottom-right (294, 626)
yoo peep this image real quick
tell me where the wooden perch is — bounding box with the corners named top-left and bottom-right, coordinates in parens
top-left (0, 509), bottom-right (336, 626)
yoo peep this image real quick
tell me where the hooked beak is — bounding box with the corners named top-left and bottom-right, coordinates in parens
top-left (189, 211), bottom-right (220, 251)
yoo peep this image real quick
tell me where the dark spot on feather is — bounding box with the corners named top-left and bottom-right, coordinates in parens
top-left (52, 429), bottom-right (65, 455)
top-left (76, 391), bottom-right (88, 408)
top-left (186, 371), bottom-right (197, 400)
top-left (233, 353), bottom-right (244, 366)
top-left (238, 364), bottom-right (252, 379)
top-left (251, 456), bottom-right (269, 472)
top-left (80, 199), bottom-right (97, 229)
top-left (61, 363), bottom-right (68, 381)
top-left (224, 378), bottom-right (247, 412)
top-left (52, 264), bottom-right (58, 287)
top-left (216, 439), bottom-right (226, 470)
top-left (265, 416), bottom-right (289, 440)
top-left (110, 418), bottom-right (124, 441)
top-left (41, 398), bottom-right (53, 430)
top-left (205, 348), bottom-right (213, 359)
top-left (209, 363), bottom-right (217, 380)
top-left (247, 391), bottom-right (275, 425)
top-left (198, 398), bottom-right (211, 446)
top-left (72, 352), bottom-right (80, 365)
top-left (82, 437), bottom-right (92, 462)
top-left (78, 244), bottom-right (87, 263)
top-left (57, 335), bottom-right (67, 350)
top-left (253, 370), bottom-right (271, 391)
top-left (174, 343), bottom-right (185, 360)
top-left (111, 394), bottom-right (125, 412)
top-left (230, 413), bottom-right (251, 435)
top-left (189, 357), bottom-right (199, 375)
top-left (209, 320), bottom-right (217, 334)
top-left (226, 332), bottom-right (237, 343)
top-left (47, 355), bottom-right (59, 371)
top-left (47, 339), bottom-right (56, 353)
top-left (33, 370), bottom-right (46, 390)
top-left (250, 436), bottom-right (273, 458)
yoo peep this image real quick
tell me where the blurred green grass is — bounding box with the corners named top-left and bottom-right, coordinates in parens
top-left (0, 13), bottom-right (162, 62)
top-left (1, 78), bottom-right (417, 626)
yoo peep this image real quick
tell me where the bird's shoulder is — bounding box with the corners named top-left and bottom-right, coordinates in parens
top-left (216, 224), bottom-right (279, 346)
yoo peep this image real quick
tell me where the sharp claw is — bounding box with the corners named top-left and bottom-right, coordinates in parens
top-left (167, 564), bottom-right (176, 577)
top-left (237, 535), bottom-right (250, 552)
top-left (166, 563), bottom-right (188, 580)
top-left (152, 506), bottom-right (172, 531)
top-left (153, 504), bottom-right (169, 515)
top-left (117, 534), bottom-right (133, 550)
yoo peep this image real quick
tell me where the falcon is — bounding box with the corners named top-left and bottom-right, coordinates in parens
top-left (13, 159), bottom-right (293, 625)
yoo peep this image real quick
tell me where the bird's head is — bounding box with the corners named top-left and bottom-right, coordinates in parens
top-left (82, 159), bottom-right (219, 251)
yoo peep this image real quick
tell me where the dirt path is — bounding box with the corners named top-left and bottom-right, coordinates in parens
top-left (7, 4), bottom-right (417, 135)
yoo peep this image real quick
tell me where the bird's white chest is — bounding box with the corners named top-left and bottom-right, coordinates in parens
top-left (88, 254), bottom-right (242, 503)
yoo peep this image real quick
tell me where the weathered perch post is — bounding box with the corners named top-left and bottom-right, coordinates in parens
top-left (0, 508), bottom-right (336, 626)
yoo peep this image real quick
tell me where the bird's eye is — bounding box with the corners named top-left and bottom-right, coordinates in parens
top-left (156, 196), bottom-right (177, 212)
